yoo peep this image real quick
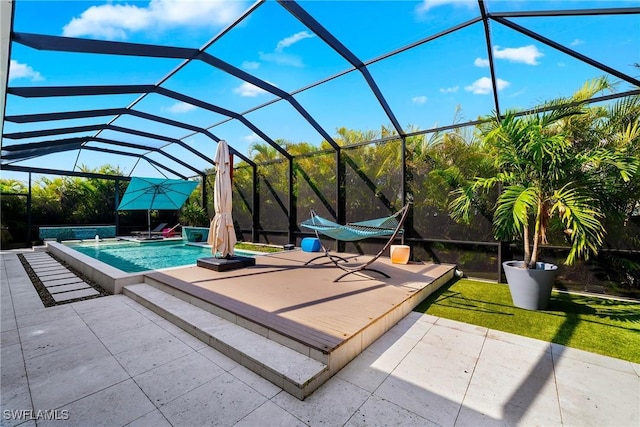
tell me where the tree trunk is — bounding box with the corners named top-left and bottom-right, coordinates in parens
top-left (530, 198), bottom-right (543, 268)
top-left (523, 221), bottom-right (531, 267)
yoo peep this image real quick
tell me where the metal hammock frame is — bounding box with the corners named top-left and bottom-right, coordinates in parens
top-left (299, 203), bottom-right (410, 282)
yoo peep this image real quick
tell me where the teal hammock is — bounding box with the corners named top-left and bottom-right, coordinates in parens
top-left (299, 212), bottom-right (403, 242)
top-left (299, 204), bottom-right (410, 282)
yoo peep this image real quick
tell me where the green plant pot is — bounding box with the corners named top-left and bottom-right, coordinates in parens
top-left (503, 261), bottom-right (558, 310)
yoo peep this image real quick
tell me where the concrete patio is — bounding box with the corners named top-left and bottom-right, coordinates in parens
top-left (2, 250), bottom-right (639, 426)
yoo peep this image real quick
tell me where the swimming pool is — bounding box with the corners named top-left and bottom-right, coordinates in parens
top-left (66, 240), bottom-right (254, 273)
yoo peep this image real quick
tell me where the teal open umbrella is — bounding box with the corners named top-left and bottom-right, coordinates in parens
top-left (117, 177), bottom-right (198, 237)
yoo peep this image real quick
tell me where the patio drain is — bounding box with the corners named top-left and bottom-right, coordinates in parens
top-left (18, 252), bottom-right (111, 307)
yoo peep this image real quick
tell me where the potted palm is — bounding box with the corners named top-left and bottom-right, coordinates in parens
top-left (449, 78), bottom-right (638, 310)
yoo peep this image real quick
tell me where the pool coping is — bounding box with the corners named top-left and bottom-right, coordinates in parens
top-left (45, 240), bottom-right (273, 294)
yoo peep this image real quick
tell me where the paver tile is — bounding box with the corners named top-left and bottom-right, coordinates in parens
top-left (344, 395), bottom-right (436, 427)
top-left (31, 265), bottom-right (68, 272)
top-left (19, 315), bottom-right (98, 359)
top-left (38, 379), bottom-right (155, 427)
top-left (114, 334), bottom-right (193, 377)
top-left (271, 377), bottom-right (370, 426)
top-left (80, 304), bottom-right (153, 339)
top-left (133, 352), bottom-right (225, 406)
top-left (159, 373), bottom-right (267, 426)
top-left (15, 304), bottom-right (75, 328)
top-left (34, 272), bottom-right (70, 280)
top-left (126, 409), bottom-right (172, 427)
top-left (47, 282), bottom-right (91, 293)
top-left (235, 401), bottom-right (306, 427)
top-left (28, 353), bottom-right (129, 410)
top-left (42, 277), bottom-right (84, 287)
top-left (51, 288), bottom-right (100, 302)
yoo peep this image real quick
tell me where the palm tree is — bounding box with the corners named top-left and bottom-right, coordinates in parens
top-left (249, 141), bottom-right (281, 163)
top-left (450, 77), bottom-right (638, 269)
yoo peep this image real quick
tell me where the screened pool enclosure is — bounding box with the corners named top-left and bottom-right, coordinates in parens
top-left (1, 0), bottom-right (639, 286)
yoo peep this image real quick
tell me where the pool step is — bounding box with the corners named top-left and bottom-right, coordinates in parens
top-left (123, 283), bottom-right (329, 400)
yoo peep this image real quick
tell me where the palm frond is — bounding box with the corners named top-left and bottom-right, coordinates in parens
top-left (607, 94), bottom-right (640, 127)
top-left (493, 185), bottom-right (537, 240)
top-left (448, 186), bottom-right (474, 224)
top-left (551, 184), bottom-right (605, 265)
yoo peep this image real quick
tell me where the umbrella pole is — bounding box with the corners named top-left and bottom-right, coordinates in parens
top-left (148, 191), bottom-right (158, 238)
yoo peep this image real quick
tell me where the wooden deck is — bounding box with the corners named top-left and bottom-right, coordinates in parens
top-left (145, 250), bottom-right (456, 356)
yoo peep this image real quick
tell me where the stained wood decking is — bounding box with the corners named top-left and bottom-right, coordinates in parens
top-left (146, 250), bottom-right (455, 353)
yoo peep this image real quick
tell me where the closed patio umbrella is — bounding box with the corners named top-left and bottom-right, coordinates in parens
top-left (208, 140), bottom-right (236, 258)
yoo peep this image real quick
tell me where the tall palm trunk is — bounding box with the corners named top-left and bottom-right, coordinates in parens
top-left (523, 222), bottom-right (531, 267)
top-left (529, 198), bottom-right (543, 268)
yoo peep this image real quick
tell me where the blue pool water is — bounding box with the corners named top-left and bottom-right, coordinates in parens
top-left (67, 240), bottom-right (253, 273)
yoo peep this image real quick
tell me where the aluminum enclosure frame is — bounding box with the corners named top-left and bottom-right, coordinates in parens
top-left (1, 0), bottom-right (639, 280)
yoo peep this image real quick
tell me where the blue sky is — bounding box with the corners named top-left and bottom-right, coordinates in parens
top-left (3, 0), bottom-right (640, 181)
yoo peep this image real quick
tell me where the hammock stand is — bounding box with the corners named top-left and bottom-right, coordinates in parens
top-left (299, 203), bottom-right (410, 282)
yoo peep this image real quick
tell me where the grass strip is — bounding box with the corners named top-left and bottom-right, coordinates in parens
top-left (235, 242), bottom-right (282, 253)
top-left (414, 279), bottom-right (640, 363)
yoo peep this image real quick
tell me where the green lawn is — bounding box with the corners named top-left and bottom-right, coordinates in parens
top-left (235, 242), bottom-right (283, 253)
top-left (414, 279), bottom-right (640, 364)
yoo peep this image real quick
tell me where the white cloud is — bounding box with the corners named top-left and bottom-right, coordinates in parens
top-left (474, 46), bottom-right (544, 68)
top-left (474, 57), bottom-right (489, 67)
top-left (257, 31), bottom-right (315, 68)
top-left (63, 4), bottom-right (147, 39)
top-left (570, 39), bottom-right (584, 46)
top-left (412, 96), bottom-right (427, 104)
top-left (440, 86), bottom-right (459, 93)
top-left (275, 31), bottom-right (314, 52)
top-left (557, 61), bottom-right (567, 68)
top-left (496, 79), bottom-right (511, 91)
top-left (258, 51), bottom-right (304, 67)
top-left (233, 82), bottom-right (267, 97)
top-left (62, 0), bottom-right (244, 40)
top-left (243, 133), bottom-right (261, 143)
top-left (242, 61), bottom-right (260, 70)
top-left (509, 88), bottom-right (527, 98)
top-left (493, 45), bottom-right (543, 65)
top-left (416, 0), bottom-right (474, 14)
top-left (9, 60), bottom-right (44, 82)
top-left (164, 101), bottom-right (196, 114)
top-left (465, 77), bottom-right (510, 95)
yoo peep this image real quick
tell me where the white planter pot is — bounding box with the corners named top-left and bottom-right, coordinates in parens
top-left (503, 261), bottom-right (558, 310)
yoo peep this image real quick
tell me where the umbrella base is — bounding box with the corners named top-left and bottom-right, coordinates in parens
top-left (197, 256), bottom-right (256, 272)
